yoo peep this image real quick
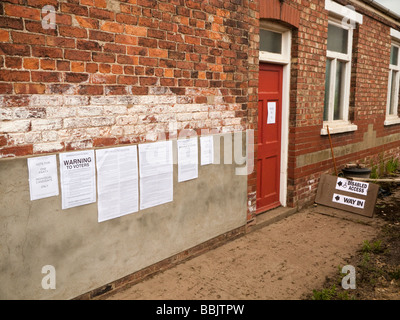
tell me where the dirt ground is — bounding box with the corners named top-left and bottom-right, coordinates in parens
top-left (310, 182), bottom-right (400, 300)
top-left (102, 200), bottom-right (389, 300)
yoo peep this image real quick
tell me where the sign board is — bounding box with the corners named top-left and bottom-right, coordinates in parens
top-left (315, 174), bottom-right (379, 218)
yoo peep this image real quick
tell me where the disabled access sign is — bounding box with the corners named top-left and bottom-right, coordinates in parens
top-left (315, 174), bottom-right (379, 218)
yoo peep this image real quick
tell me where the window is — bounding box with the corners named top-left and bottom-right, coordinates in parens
top-left (260, 29), bottom-right (282, 54)
top-left (385, 43), bottom-right (400, 125)
top-left (259, 21), bottom-right (290, 64)
top-left (322, 20), bottom-right (357, 135)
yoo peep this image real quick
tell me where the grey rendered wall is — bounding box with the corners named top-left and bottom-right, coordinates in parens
top-left (0, 133), bottom-right (247, 299)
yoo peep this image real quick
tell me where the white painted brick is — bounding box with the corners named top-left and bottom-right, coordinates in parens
top-left (7, 133), bottom-right (26, 145)
top-left (124, 124), bottom-right (146, 135)
top-left (211, 119), bottom-right (222, 127)
top-left (24, 131), bottom-right (42, 144)
top-left (0, 120), bottom-right (31, 133)
top-left (41, 130), bottom-right (59, 142)
top-left (176, 113), bottom-right (193, 121)
top-left (33, 142), bottom-right (64, 153)
top-left (89, 116), bottom-right (115, 127)
top-left (193, 112), bottom-right (208, 120)
top-left (103, 105), bottom-right (127, 115)
top-left (137, 95), bottom-right (177, 105)
top-left (30, 95), bottom-right (63, 107)
top-left (222, 111), bottom-right (236, 118)
top-left (46, 107), bottom-right (77, 118)
top-left (116, 115), bottom-right (138, 126)
top-left (0, 108), bottom-right (13, 120)
top-left (156, 113), bottom-right (175, 122)
top-left (222, 118), bottom-right (242, 126)
top-left (116, 95), bottom-right (139, 105)
top-left (209, 111), bottom-right (222, 119)
top-left (176, 96), bottom-right (193, 104)
top-left (174, 104), bottom-right (209, 113)
top-left (64, 96), bottom-right (90, 106)
top-left (31, 119), bottom-right (62, 131)
top-left (77, 106), bottom-right (104, 117)
top-left (90, 96), bottom-right (118, 105)
top-left (127, 104), bottom-right (149, 114)
top-left (58, 128), bottom-right (89, 142)
top-left (86, 127), bottom-right (110, 137)
top-left (110, 126), bottom-right (124, 136)
top-left (67, 140), bottom-right (93, 150)
top-left (14, 107), bottom-right (46, 119)
top-left (63, 117), bottom-right (89, 129)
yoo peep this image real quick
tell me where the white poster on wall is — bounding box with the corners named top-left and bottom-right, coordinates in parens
top-left (177, 137), bottom-right (198, 182)
top-left (96, 146), bottom-right (139, 223)
top-left (28, 155), bottom-right (59, 201)
top-left (138, 140), bottom-right (173, 210)
top-left (59, 150), bottom-right (96, 210)
top-left (200, 135), bottom-right (214, 166)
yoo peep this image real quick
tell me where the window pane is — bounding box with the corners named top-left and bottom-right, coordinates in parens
top-left (334, 61), bottom-right (344, 120)
top-left (260, 29), bottom-right (282, 54)
top-left (327, 24), bottom-right (348, 54)
top-left (391, 46), bottom-right (399, 66)
top-left (324, 59), bottom-right (332, 121)
top-left (389, 70), bottom-right (398, 115)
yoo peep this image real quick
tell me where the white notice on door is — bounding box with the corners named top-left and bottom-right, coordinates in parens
top-left (336, 177), bottom-right (369, 196)
top-left (267, 102), bottom-right (276, 124)
top-left (332, 193), bottom-right (365, 209)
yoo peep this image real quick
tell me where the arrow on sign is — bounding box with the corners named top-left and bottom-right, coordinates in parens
top-left (335, 195), bottom-right (341, 201)
top-left (337, 181), bottom-right (343, 187)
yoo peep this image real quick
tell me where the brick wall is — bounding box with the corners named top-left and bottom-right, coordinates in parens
top-left (2, 0), bottom-right (400, 218)
top-left (286, 0), bottom-right (400, 209)
top-left (0, 0), bottom-right (258, 158)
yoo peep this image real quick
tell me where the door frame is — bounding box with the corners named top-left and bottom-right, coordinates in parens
top-left (258, 21), bottom-right (291, 208)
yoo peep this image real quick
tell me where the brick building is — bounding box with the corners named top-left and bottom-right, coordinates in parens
top-left (1, 0), bottom-right (400, 299)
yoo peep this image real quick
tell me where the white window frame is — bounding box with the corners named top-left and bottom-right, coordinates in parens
top-left (321, 18), bottom-right (358, 135)
top-left (385, 38), bottom-right (400, 126)
top-left (259, 21), bottom-right (290, 65)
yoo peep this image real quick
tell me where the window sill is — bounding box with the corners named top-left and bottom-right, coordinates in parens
top-left (384, 117), bottom-right (400, 126)
top-left (320, 121), bottom-right (358, 135)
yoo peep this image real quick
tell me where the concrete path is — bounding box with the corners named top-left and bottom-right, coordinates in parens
top-left (101, 206), bottom-right (381, 300)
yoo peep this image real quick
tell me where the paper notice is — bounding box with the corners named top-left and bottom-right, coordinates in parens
top-left (200, 135), bottom-right (214, 166)
top-left (96, 146), bottom-right (139, 223)
top-left (336, 177), bottom-right (369, 196)
top-left (178, 137), bottom-right (198, 182)
top-left (332, 193), bottom-right (365, 209)
top-left (267, 102), bottom-right (276, 124)
top-left (28, 155), bottom-right (59, 201)
top-left (59, 150), bottom-right (96, 210)
top-left (138, 140), bottom-right (173, 210)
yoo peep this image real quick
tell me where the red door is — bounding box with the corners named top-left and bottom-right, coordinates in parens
top-left (257, 63), bottom-right (283, 213)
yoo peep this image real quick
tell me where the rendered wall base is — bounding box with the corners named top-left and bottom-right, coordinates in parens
top-left (0, 134), bottom-right (247, 300)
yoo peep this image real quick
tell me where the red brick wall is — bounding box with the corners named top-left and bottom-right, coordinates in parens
top-left (2, 0), bottom-right (400, 219)
top-left (255, 0), bottom-right (400, 212)
top-left (0, 0), bottom-right (258, 157)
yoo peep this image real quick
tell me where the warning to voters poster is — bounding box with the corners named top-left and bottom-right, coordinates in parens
top-left (59, 150), bottom-right (96, 210)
